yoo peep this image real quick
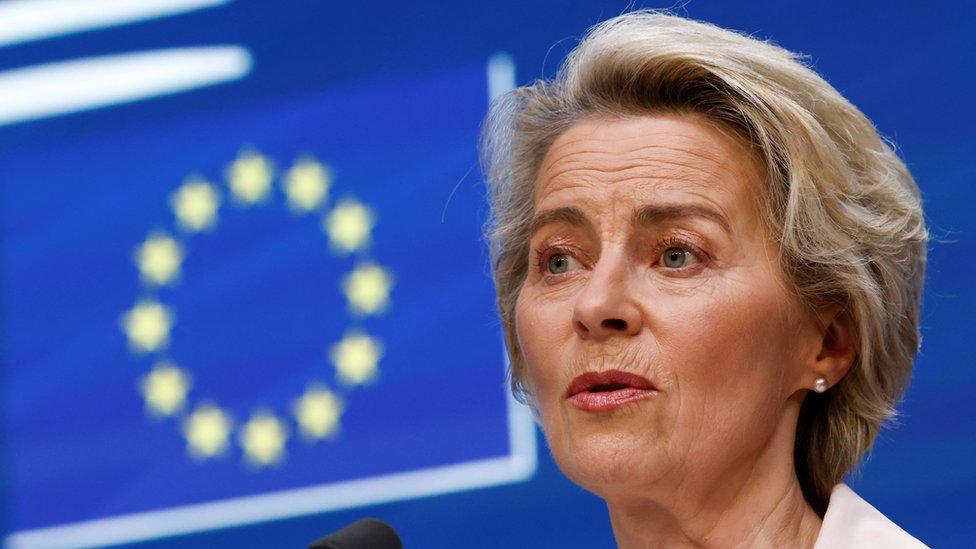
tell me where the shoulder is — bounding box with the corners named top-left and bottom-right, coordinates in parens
top-left (813, 483), bottom-right (928, 549)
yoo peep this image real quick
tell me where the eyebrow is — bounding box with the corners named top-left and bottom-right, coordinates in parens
top-left (631, 203), bottom-right (732, 234)
top-left (528, 206), bottom-right (593, 236)
top-left (528, 203), bottom-right (732, 236)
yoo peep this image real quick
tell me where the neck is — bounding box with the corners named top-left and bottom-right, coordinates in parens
top-left (606, 400), bottom-right (822, 548)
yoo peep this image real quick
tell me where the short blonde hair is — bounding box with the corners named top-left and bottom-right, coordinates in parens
top-left (480, 10), bottom-right (927, 513)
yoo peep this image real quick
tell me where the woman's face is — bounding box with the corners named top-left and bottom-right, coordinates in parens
top-left (515, 114), bottom-right (821, 500)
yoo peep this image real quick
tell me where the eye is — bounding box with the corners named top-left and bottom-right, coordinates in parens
top-left (546, 252), bottom-right (580, 275)
top-left (661, 247), bottom-right (699, 269)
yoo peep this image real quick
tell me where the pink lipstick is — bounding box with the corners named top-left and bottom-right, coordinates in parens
top-left (565, 369), bottom-right (657, 413)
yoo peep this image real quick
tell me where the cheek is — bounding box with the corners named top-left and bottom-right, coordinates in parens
top-left (656, 273), bottom-right (801, 449)
top-left (514, 288), bottom-right (574, 412)
top-left (514, 293), bottom-right (550, 387)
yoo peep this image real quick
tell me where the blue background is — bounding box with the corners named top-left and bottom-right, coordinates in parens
top-left (3, 62), bottom-right (512, 530)
top-left (2, 1), bottom-right (974, 547)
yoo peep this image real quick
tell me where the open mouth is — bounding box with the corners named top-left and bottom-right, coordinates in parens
top-left (565, 369), bottom-right (657, 412)
top-left (586, 382), bottom-right (632, 392)
top-left (565, 369), bottom-right (656, 398)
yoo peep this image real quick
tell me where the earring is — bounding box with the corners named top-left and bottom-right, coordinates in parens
top-left (814, 377), bottom-right (829, 393)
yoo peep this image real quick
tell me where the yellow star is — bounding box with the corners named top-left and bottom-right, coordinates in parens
top-left (183, 403), bottom-right (232, 459)
top-left (330, 331), bottom-right (383, 385)
top-left (171, 177), bottom-right (220, 232)
top-left (283, 157), bottom-right (332, 212)
top-left (342, 262), bottom-right (394, 316)
top-left (323, 198), bottom-right (375, 253)
top-left (226, 148), bottom-right (275, 206)
top-left (140, 361), bottom-right (192, 417)
top-left (239, 410), bottom-right (289, 466)
top-left (293, 384), bottom-right (343, 440)
top-left (121, 299), bottom-right (174, 353)
top-left (134, 232), bottom-right (183, 285)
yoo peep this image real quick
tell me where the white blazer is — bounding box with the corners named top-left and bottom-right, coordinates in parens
top-left (813, 483), bottom-right (928, 548)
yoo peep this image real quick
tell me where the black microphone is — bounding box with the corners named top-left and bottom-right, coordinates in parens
top-left (308, 518), bottom-right (403, 549)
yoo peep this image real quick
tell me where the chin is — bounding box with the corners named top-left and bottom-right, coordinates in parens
top-left (547, 424), bottom-right (666, 497)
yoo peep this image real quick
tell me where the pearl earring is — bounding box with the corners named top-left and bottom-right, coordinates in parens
top-left (814, 377), bottom-right (829, 393)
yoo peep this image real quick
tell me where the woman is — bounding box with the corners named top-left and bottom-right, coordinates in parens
top-left (481, 11), bottom-right (928, 548)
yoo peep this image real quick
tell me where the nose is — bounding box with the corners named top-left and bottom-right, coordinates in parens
top-left (572, 248), bottom-right (643, 339)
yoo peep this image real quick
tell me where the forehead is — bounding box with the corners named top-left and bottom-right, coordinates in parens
top-left (534, 114), bottom-right (764, 219)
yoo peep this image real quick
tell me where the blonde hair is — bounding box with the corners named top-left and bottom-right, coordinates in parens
top-left (480, 10), bottom-right (927, 513)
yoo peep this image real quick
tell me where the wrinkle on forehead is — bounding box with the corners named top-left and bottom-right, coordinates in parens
top-left (539, 134), bottom-right (730, 180)
top-left (532, 114), bottom-right (765, 236)
top-left (540, 159), bottom-right (726, 198)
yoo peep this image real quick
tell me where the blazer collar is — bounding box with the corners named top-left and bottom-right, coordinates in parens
top-left (813, 483), bottom-right (927, 548)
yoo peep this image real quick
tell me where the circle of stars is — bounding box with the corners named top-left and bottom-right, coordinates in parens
top-left (121, 146), bottom-right (393, 468)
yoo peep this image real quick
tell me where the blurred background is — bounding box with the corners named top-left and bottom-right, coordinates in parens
top-left (1, 1), bottom-right (973, 547)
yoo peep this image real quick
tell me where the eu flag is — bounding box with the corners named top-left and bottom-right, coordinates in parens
top-left (2, 56), bottom-right (535, 548)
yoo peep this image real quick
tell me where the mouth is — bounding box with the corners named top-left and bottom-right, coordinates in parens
top-left (565, 369), bottom-right (657, 413)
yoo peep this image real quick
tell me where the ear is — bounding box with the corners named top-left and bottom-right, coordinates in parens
top-left (804, 305), bottom-right (857, 392)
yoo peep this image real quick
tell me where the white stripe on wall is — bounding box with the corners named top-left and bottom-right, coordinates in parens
top-left (0, 46), bottom-right (252, 126)
top-left (0, 0), bottom-right (230, 47)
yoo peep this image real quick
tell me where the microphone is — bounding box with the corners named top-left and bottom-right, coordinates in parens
top-left (308, 518), bottom-right (403, 549)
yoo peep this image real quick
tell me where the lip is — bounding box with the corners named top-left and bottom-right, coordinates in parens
top-left (565, 369), bottom-right (657, 413)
